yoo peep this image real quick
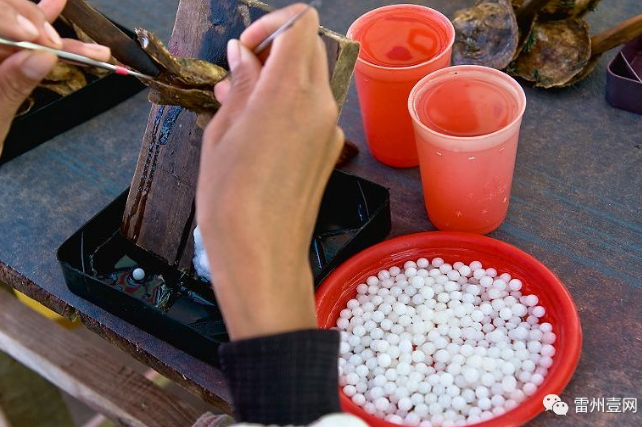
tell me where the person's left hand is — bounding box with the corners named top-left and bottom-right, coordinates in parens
top-left (0, 0), bottom-right (111, 157)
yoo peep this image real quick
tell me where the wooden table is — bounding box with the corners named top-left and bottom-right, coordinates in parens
top-left (0, 0), bottom-right (640, 425)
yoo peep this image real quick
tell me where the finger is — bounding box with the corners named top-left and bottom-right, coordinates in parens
top-left (239, 3), bottom-right (307, 49)
top-left (203, 39), bottom-right (262, 145)
top-left (1, 0), bottom-right (62, 47)
top-left (214, 79), bottom-right (231, 104)
top-left (259, 7), bottom-right (320, 81)
top-left (331, 126), bottom-right (345, 162)
top-left (62, 38), bottom-right (111, 61)
top-left (0, 46), bottom-right (16, 61)
top-left (311, 35), bottom-right (329, 84)
top-left (38, 0), bottom-right (67, 23)
top-left (0, 2), bottom-right (41, 42)
top-left (0, 50), bottom-right (57, 144)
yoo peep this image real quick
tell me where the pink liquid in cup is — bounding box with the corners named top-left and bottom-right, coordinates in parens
top-left (348, 5), bottom-right (455, 168)
top-left (409, 66), bottom-right (527, 234)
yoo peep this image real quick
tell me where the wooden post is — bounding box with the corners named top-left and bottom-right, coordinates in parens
top-left (121, 0), bottom-right (358, 270)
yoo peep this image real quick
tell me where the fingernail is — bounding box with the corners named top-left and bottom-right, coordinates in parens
top-left (43, 22), bottom-right (62, 47)
top-left (21, 52), bottom-right (55, 80)
top-left (82, 43), bottom-right (111, 60)
top-left (16, 14), bottom-right (39, 38)
top-left (227, 39), bottom-right (241, 71)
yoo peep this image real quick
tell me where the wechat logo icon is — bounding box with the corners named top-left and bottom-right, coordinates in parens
top-left (543, 394), bottom-right (569, 416)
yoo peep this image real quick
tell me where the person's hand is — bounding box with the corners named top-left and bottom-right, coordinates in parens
top-left (0, 0), bottom-right (111, 156)
top-left (196, 3), bottom-right (343, 341)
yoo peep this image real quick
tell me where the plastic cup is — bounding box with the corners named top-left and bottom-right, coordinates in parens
top-left (408, 65), bottom-right (527, 234)
top-left (347, 5), bottom-right (455, 168)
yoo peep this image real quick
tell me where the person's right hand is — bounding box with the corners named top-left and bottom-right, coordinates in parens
top-left (196, 4), bottom-right (343, 341)
top-left (0, 0), bottom-right (111, 156)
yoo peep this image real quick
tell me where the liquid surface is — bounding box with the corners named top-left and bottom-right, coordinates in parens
top-left (352, 9), bottom-right (449, 67)
top-left (416, 78), bottom-right (518, 137)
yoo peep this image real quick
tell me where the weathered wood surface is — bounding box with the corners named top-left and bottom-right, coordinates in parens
top-left (0, 285), bottom-right (75, 427)
top-left (121, 0), bottom-right (359, 270)
top-left (0, 289), bottom-right (204, 427)
top-left (0, 1), bottom-right (640, 425)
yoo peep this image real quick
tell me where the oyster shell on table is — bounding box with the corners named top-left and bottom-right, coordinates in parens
top-left (452, 0), bottom-right (519, 70)
top-left (539, 0), bottom-right (602, 21)
top-left (508, 18), bottom-right (591, 88)
top-left (511, 0), bottom-right (601, 20)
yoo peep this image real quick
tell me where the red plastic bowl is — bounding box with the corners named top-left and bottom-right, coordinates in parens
top-left (316, 232), bottom-right (582, 427)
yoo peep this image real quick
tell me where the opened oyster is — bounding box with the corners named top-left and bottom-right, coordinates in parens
top-left (39, 62), bottom-right (88, 96)
top-left (136, 29), bottom-right (227, 115)
top-left (508, 18), bottom-right (590, 87)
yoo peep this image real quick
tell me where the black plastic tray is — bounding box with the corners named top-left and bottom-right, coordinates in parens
top-left (58, 170), bottom-right (391, 365)
top-left (2, 20), bottom-right (145, 164)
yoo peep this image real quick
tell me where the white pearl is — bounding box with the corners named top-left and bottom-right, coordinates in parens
top-left (541, 344), bottom-right (555, 357)
top-left (543, 332), bottom-right (557, 344)
top-left (132, 268), bottom-right (145, 281)
top-left (352, 393), bottom-right (366, 406)
top-left (337, 261), bottom-right (554, 424)
top-left (523, 382), bottom-right (537, 396)
top-left (343, 385), bottom-right (357, 397)
top-left (499, 307), bottom-right (513, 320)
top-left (539, 356), bottom-right (554, 368)
top-left (532, 306), bottom-right (546, 318)
top-left (366, 276), bottom-right (379, 286)
top-left (394, 302), bottom-right (408, 315)
top-left (417, 258), bottom-right (430, 268)
top-left (522, 294), bottom-right (539, 307)
top-left (398, 396), bottom-right (413, 411)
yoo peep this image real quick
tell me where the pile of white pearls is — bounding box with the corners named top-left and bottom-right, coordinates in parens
top-left (337, 258), bottom-right (557, 427)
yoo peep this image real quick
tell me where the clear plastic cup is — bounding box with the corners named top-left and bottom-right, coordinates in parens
top-left (347, 5), bottom-right (455, 168)
top-left (408, 65), bottom-right (527, 234)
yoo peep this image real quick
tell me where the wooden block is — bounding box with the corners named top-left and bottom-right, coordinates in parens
top-left (121, 0), bottom-right (359, 270)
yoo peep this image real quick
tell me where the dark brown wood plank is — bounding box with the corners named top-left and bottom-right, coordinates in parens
top-left (62, 0), bottom-right (161, 76)
top-left (121, 0), bottom-right (359, 268)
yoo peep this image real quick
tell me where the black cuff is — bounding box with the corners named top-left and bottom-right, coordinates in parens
top-left (219, 329), bottom-right (341, 425)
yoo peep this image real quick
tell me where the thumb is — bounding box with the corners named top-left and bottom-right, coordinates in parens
top-left (0, 50), bottom-right (56, 141)
top-left (221, 39), bottom-right (262, 114)
top-left (205, 39), bottom-right (261, 144)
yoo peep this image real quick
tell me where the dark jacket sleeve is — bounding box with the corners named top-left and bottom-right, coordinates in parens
top-left (218, 329), bottom-right (341, 425)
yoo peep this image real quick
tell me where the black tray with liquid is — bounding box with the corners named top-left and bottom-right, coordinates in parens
top-left (57, 170), bottom-right (391, 365)
top-left (2, 19), bottom-right (145, 165)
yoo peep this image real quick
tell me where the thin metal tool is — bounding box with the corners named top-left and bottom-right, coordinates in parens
top-left (0, 36), bottom-right (154, 80)
top-left (253, 0), bottom-right (322, 55)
